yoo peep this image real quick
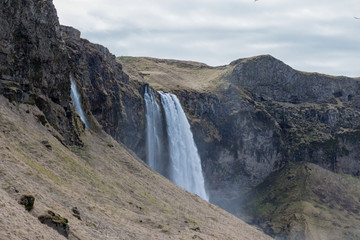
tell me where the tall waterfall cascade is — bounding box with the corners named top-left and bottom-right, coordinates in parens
top-left (70, 77), bottom-right (89, 128)
top-left (144, 86), bottom-right (208, 201)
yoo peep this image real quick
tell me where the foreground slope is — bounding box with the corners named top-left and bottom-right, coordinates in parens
top-left (0, 96), bottom-right (271, 240)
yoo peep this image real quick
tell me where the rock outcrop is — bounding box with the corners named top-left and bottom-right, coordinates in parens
top-left (227, 55), bottom-right (359, 104)
top-left (19, 194), bottom-right (35, 211)
top-left (225, 55), bottom-right (360, 177)
top-left (167, 86), bottom-right (281, 213)
top-left (0, 0), bottom-right (82, 145)
top-left (38, 211), bottom-right (69, 238)
top-left (61, 26), bottom-right (146, 157)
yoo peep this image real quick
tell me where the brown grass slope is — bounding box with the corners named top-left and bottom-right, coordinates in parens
top-left (0, 95), bottom-right (271, 240)
top-left (118, 57), bottom-right (233, 92)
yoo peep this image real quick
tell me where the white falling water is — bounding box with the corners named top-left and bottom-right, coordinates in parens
top-left (158, 91), bottom-right (208, 201)
top-left (144, 85), bottom-right (164, 172)
top-left (70, 77), bottom-right (89, 128)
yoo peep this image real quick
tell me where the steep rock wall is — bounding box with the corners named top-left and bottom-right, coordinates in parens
top-left (174, 87), bottom-right (283, 212)
top-left (228, 55), bottom-right (360, 104)
top-left (61, 26), bottom-right (146, 157)
top-left (0, 0), bottom-right (82, 145)
top-left (227, 56), bottom-right (360, 178)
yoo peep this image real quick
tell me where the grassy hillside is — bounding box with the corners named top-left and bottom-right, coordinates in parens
top-left (0, 95), bottom-right (271, 240)
top-left (240, 162), bottom-right (360, 240)
top-left (118, 56), bottom-right (233, 92)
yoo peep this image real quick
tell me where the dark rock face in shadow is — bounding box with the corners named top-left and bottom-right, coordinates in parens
top-left (0, 0), bottom-right (83, 145)
top-left (61, 26), bottom-right (146, 158)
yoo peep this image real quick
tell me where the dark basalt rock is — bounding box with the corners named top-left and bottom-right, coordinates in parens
top-left (61, 25), bottom-right (146, 158)
top-left (19, 195), bottom-right (35, 211)
top-left (38, 210), bottom-right (69, 238)
top-left (0, 0), bottom-right (83, 145)
top-left (71, 206), bottom-right (81, 220)
top-left (174, 87), bottom-right (283, 213)
top-left (41, 140), bottom-right (52, 150)
top-left (227, 55), bottom-right (359, 104)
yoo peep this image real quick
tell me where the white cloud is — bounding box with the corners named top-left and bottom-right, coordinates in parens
top-left (53, 0), bottom-right (360, 77)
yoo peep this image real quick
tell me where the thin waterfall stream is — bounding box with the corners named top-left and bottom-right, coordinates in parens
top-left (70, 77), bottom-right (89, 128)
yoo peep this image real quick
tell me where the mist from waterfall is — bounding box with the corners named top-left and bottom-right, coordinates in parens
top-left (70, 77), bottom-right (89, 128)
top-left (158, 91), bottom-right (208, 201)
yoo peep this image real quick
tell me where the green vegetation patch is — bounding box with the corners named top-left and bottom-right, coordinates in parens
top-left (240, 162), bottom-right (360, 239)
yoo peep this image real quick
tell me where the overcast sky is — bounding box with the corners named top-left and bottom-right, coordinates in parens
top-left (53, 0), bottom-right (360, 77)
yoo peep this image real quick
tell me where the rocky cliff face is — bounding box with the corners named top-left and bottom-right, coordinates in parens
top-left (0, 0), bottom-right (82, 145)
top-left (118, 57), bottom-right (285, 212)
top-left (119, 56), bottom-right (360, 220)
top-left (228, 55), bottom-right (359, 104)
top-left (226, 55), bottom-right (360, 177)
top-left (61, 26), bottom-right (146, 158)
top-left (183, 57), bottom-right (360, 215)
top-left (173, 87), bottom-right (283, 212)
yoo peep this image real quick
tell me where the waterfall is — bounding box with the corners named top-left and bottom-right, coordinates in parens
top-left (158, 91), bottom-right (208, 201)
top-left (144, 85), bottom-right (165, 173)
top-left (70, 77), bottom-right (89, 128)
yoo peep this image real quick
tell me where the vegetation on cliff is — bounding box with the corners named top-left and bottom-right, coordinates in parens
top-left (240, 162), bottom-right (360, 239)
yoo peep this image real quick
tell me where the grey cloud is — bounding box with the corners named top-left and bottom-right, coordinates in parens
top-left (53, 0), bottom-right (360, 77)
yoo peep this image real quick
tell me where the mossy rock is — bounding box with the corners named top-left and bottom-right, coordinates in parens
top-left (38, 210), bottom-right (69, 238)
top-left (71, 206), bottom-right (81, 220)
top-left (18, 195), bottom-right (35, 211)
top-left (41, 140), bottom-right (52, 150)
